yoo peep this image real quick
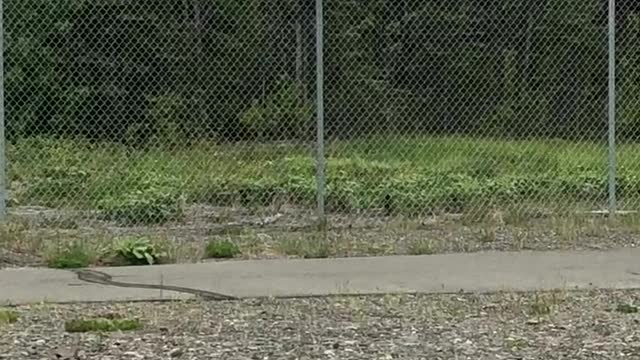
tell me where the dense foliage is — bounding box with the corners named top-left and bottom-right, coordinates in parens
top-left (5, 0), bottom-right (640, 144)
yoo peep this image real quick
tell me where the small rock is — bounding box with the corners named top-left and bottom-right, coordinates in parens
top-left (323, 350), bottom-right (335, 357)
top-left (527, 318), bottom-right (541, 325)
top-left (169, 348), bottom-right (184, 358)
top-left (123, 352), bottom-right (144, 359)
top-left (256, 233), bottom-right (273, 242)
top-left (34, 339), bottom-right (46, 347)
top-left (49, 347), bottom-right (78, 360)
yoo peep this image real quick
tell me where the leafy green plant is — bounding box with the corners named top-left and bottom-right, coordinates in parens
top-left (205, 240), bottom-right (241, 259)
top-left (65, 318), bottom-right (142, 333)
top-left (108, 237), bottom-right (167, 266)
top-left (0, 309), bottom-right (18, 325)
top-left (23, 165), bottom-right (90, 206)
top-left (98, 177), bottom-right (185, 225)
top-left (46, 241), bottom-right (93, 269)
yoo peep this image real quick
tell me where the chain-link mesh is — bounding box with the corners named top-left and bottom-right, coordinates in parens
top-left (618, 0), bottom-right (640, 212)
top-left (3, 0), bottom-right (321, 263)
top-left (325, 0), bottom-right (609, 217)
top-left (320, 0), bottom-right (621, 255)
top-left (2, 0), bottom-right (638, 264)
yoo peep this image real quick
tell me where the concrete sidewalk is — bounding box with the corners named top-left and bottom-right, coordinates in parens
top-left (1, 248), bottom-right (640, 305)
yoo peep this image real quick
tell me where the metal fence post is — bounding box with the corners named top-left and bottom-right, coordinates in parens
top-left (0, 0), bottom-right (7, 222)
top-left (315, 0), bottom-right (326, 227)
top-left (608, 0), bottom-right (617, 215)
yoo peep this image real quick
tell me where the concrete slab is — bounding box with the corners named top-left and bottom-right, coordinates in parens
top-left (1, 248), bottom-right (640, 304)
top-left (0, 268), bottom-right (192, 305)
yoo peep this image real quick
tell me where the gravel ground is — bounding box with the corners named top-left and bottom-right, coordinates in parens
top-left (1, 290), bottom-right (639, 359)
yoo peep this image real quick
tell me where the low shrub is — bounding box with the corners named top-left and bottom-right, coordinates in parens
top-left (65, 318), bottom-right (142, 333)
top-left (205, 240), bottom-right (241, 259)
top-left (105, 237), bottom-right (167, 266)
top-left (98, 175), bottom-right (185, 225)
top-left (46, 241), bottom-right (93, 269)
top-left (616, 304), bottom-right (639, 314)
top-left (0, 309), bottom-right (18, 325)
top-left (23, 166), bottom-right (90, 206)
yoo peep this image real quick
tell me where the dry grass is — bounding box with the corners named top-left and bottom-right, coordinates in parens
top-left (3, 207), bottom-right (640, 268)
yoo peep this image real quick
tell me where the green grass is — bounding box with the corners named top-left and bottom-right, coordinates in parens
top-left (616, 304), bottom-right (639, 314)
top-left (64, 318), bottom-right (142, 333)
top-left (205, 240), bottom-right (241, 259)
top-left (0, 309), bottom-right (18, 325)
top-left (45, 241), bottom-right (94, 269)
top-left (9, 135), bottom-right (640, 222)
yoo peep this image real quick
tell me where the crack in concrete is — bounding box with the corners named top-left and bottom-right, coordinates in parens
top-left (72, 269), bottom-right (238, 301)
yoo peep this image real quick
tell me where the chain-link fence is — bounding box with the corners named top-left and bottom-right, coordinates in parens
top-left (325, 0), bottom-right (610, 218)
top-left (1, 0), bottom-right (639, 264)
